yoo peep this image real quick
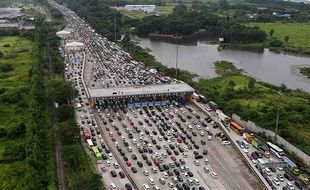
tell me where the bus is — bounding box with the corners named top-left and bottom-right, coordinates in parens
top-left (229, 121), bottom-right (245, 136)
top-left (82, 128), bottom-right (91, 140)
top-left (76, 103), bottom-right (82, 111)
top-left (267, 142), bottom-right (285, 159)
top-left (91, 147), bottom-right (102, 160)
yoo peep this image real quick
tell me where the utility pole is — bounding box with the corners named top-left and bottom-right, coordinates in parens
top-left (274, 91), bottom-right (282, 142)
top-left (175, 43), bottom-right (179, 77)
top-left (114, 0), bottom-right (117, 43)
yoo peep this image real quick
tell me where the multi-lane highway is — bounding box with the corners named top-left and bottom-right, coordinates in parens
top-left (49, 0), bottom-right (266, 189)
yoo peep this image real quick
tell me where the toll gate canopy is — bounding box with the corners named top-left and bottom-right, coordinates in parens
top-left (89, 83), bottom-right (195, 100)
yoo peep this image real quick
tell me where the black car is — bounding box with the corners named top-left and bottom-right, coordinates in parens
top-left (201, 140), bottom-right (206, 145)
top-left (119, 171), bottom-right (125, 178)
top-left (146, 159), bottom-right (152, 166)
top-left (174, 168), bottom-right (180, 176)
top-left (167, 170), bottom-right (174, 176)
top-left (167, 149), bottom-right (172, 155)
top-left (269, 167), bottom-right (276, 173)
top-left (131, 167), bottom-right (137, 173)
top-left (187, 171), bottom-right (194, 177)
top-left (284, 173), bottom-right (294, 181)
top-left (195, 155), bottom-right (203, 159)
top-left (137, 161), bottom-right (143, 168)
top-left (110, 170), bottom-right (117, 177)
top-left (125, 183), bottom-right (133, 190)
top-left (163, 164), bottom-right (169, 170)
top-left (174, 149), bottom-right (180, 155)
top-left (156, 145), bottom-right (161, 150)
top-left (142, 154), bottom-right (148, 160)
top-left (131, 154), bottom-right (137, 160)
top-left (192, 132), bottom-right (197, 137)
top-left (123, 156), bottom-right (128, 161)
top-left (202, 149), bottom-right (208, 155)
top-left (251, 152), bottom-right (258, 159)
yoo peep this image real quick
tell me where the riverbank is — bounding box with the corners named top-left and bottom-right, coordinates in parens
top-left (300, 67), bottom-right (310, 79)
top-left (122, 38), bottom-right (310, 155)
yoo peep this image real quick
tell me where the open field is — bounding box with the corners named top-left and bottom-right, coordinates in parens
top-left (248, 23), bottom-right (310, 48)
top-left (0, 36), bottom-right (33, 189)
top-left (121, 4), bottom-right (175, 19)
top-left (197, 61), bottom-right (310, 156)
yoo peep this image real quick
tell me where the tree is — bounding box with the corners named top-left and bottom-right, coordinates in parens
top-left (284, 35), bottom-right (289, 43)
top-left (0, 50), bottom-right (4, 59)
top-left (269, 29), bottom-right (274, 37)
top-left (57, 120), bottom-right (80, 144)
top-left (248, 78), bottom-right (255, 89)
top-left (55, 104), bottom-right (74, 122)
top-left (270, 38), bottom-right (283, 47)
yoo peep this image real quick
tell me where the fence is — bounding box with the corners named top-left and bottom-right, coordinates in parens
top-left (232, 114), bottom-right (310, 167)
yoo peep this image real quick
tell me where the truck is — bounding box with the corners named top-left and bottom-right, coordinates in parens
top-left (243, 133), bottom-right (253, 143)
top-left (251, 138), bottom-right (259, 149)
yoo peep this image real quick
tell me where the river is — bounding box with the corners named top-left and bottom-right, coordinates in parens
top-left (137, 37), bottom-right (310, 92)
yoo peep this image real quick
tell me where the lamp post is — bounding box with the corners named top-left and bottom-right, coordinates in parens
top-left (274, 91), bottom-right (282, 142)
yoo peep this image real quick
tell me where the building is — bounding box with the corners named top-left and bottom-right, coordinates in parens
top-left (124, 5), bottom-right (156, 13)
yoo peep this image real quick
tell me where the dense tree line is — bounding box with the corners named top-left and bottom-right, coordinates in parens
top-left (135, 5), bottom-right (266, 43)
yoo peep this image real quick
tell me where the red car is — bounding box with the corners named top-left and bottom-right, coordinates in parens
top-left (105, 127), bottom-right (110, 131)
top-left (177, 139), bottom-right (182, 143)
top-left (154, 160), bottom-right (159, 166)
top-left (171, 156), bottom-right (176, 161)
top-left (112, 137), bottom-right (116, 142)
top-left (126, 161), bottom-right (132, 167)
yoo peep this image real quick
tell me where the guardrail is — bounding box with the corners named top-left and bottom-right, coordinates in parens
top-left (192, 101), bottom-right (272, 190)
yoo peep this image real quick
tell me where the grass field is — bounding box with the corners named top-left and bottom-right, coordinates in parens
top-left (197, 61), bottom-right (310, 156)
top-left (248, 23), bottom-right (310, 48)
top-left (121, 4), bottom-right (176, 19)
top-left (0, 36), bottom-right (34, 188)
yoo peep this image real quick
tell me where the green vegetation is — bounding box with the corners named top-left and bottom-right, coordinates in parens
top-left (135, 5), bottom-right (266, 43)
top-left (248, 23), bottom-right (310, 48)
top-left (300, 67), bottom-right (310, 79)
top-left (196, 61), bottom-right (310, 155)
top-left (121, 4), bottom-right (175, 19)
top-left (0, 19), bottom-right (57, 189)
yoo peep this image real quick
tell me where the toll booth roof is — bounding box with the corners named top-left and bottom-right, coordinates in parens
top-left (89, 83), bottom-right (195, 98)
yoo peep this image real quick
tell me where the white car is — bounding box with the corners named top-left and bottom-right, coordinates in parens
top-left (143, 170), bottom-right (149, 176)
top-left (208, 135), bottom-right (212, 141)
top-left (148, 178), bottom-right (155, 185)
top-left (272, 177), bottom-right (280, 186)
top-left (221, 141), bottom-right (231, 145)
top-left (142, 184), bottom-right (150, 190)
top-left (199, 131), bottom-right (205, 136)
top-left (168, 182), bottom-right (174, 188)
top-left (182, 152), bottom-right (188, 158)
top-left (211, 172), bottom-right (218, 179)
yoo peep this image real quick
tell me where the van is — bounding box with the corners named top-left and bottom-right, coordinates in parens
top-left (265, 168), bottom-right (272, 176)
top-left (142, 184), bottom-right (150, 190)
top-left (242, 140), bottom-right (249, 148)
top-left (148, 178), bottom-right (155, 185)
top-left (257, 158), bottom-right (265, 165)
top-left (193, 178), bottom-right (200, 185)
top-left (108, 153), bottom-right (113, 159)
top-left (162, 172), bottom-right (168, 179)
top-left (110, 183), bottom-right (117, 190)
top-left (128, 146), bottom-right (132, 152)
top-left (194, 160), bottom-right (200, 166)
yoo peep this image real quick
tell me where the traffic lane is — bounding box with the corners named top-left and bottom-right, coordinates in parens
top-left (187, 104), bottom-right (262, 190)
top-left (167, 109), bottom-right (230, 190)
top-left (120, 108), bottom-right (208, 189)
top-left (113, 110), bottom-right (176, 189)
top-left (97, 112), bottom-right (156, 190)
top-left (138, 107), bottom-right (225, 190)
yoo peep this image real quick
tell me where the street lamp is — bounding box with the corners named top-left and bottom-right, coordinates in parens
top-left (274, 91), bottom-right (282, 141)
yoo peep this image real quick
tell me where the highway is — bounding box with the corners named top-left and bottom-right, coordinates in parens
top-left (48, 0), bottom-right (266, 189)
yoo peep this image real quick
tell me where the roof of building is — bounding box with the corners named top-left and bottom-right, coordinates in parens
top-left (89, 83), bottom-right (195, 98)
top-left (65, 41), bottom-right (84, 47)
top-left (56, 30), bottom-right (70, 35)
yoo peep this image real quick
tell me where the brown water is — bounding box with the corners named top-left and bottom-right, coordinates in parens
top-left (137, 37), bottom-right (310, 92)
